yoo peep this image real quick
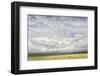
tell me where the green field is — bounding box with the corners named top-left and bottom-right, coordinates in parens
top-left (28, 52), bottom-right (88, 61)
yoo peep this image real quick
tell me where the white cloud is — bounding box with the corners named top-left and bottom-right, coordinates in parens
top-left (27, 15), bottom-right (88, 54)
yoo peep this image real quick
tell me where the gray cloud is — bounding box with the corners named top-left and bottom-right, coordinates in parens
top-left (27, 15), bottom-right (88, 54)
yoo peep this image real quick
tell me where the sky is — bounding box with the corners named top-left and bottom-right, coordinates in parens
top-left (27, 15), bottom-right (88, 54)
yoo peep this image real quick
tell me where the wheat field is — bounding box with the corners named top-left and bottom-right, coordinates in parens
top-left (28, 52), bottom-right (88, 61)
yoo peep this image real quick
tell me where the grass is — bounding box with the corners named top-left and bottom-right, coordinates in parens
top-left (28, 52), bottom-right (88, 61)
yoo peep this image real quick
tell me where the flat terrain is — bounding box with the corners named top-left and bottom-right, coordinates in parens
top-left (28, 52), bottom-right (88, 61)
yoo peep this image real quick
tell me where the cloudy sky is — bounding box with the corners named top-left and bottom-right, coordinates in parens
top-left (27, 15), bottom-right (88, 54)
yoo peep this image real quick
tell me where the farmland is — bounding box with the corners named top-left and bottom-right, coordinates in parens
top-left (28, 52), bottom-right (88, 61)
